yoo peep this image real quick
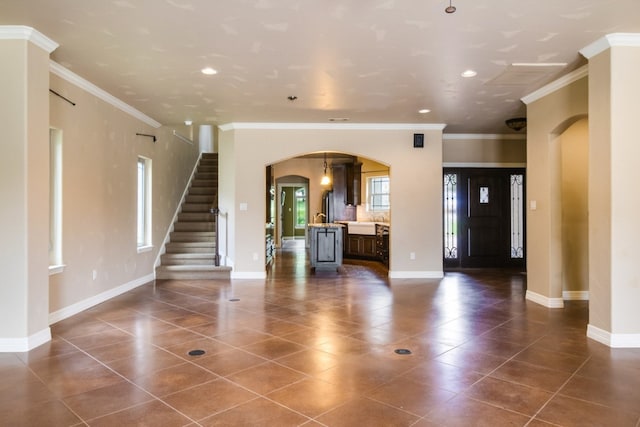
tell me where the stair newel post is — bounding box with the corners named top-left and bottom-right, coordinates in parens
top-left (210, 206), bottom-right (220, 266)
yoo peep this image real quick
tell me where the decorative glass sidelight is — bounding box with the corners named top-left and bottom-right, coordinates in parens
top-left (443, 173), bottom-right (458, 259)
top-left (510, 174), bottom-right (524, 258)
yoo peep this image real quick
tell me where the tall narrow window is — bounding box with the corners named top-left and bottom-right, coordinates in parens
top-left (137, 156), bottom-right (152, 250)
top-left (49, 129), bottom-right (63, 270)
top-left (295, 187), bottom-right (306, 228)
top-left (368, 176), bottom-right (390, 211)
top-left (510, 174), bottom-right (524, 258)
top-left (443, 173), bottom-right (458, 259)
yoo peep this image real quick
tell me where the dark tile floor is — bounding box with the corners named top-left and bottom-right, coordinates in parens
top-left (3, 242), bottom-right (640, 426)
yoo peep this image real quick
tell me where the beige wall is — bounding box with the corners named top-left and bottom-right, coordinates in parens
top-left (560, 119), bottom-right (589, 294)
top-left (443, 135), bottom-right (526, 165)
top-left (219, 126), bottom-right (444, 278)
top-left (0, 39), bottom-right (52, 345)
top-left (47, 74), bottom-right (200, 315)
top-left (525, 75), bottom-right (588, 305)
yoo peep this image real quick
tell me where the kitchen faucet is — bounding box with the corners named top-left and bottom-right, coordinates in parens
top-left (314, 213), bottom-right (326, 223)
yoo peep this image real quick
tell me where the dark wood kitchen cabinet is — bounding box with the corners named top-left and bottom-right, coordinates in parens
top-left (346, 162), bottom-right (362, 206)
top-left (345, 234), bottom-right (377, 258)
top-left (332, 162), bottom-right (361, 221)
top-left (376, 224), bottom-right (389, 267)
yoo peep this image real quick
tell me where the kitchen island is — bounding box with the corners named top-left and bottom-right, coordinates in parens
top-left (308, 223), bottom-right (344, 271)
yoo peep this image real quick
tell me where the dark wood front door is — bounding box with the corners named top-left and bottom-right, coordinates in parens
top-left (444, 168), bottom-right (525, 269)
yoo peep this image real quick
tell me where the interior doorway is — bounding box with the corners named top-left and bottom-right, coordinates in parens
top-left (443, 168), bottom-right (526, 269)
top-left (276, 178), bottom-right (309, 248)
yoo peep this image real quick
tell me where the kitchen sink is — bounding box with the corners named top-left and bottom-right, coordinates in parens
top-left (347, 222), bottom-right (377, 235)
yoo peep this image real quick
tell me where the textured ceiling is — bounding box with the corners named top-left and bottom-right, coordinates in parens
top-left (2, 0), bottom-right (640, 133)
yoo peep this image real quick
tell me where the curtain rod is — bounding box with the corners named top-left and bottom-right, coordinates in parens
top-left (49, 89), bottom-right (76, 106)
top-left (136, 133), bottom-right (156, 142)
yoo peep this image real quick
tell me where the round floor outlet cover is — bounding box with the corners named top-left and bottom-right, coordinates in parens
top-left (394, 348), bottom-right (412, 355)
top-left (188, 349), bottom-right (206, 356)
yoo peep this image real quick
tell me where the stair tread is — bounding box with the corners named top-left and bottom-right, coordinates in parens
top-left (157, 265), bottom-right (231, 271)
top-left (162, 253), bottom-right (216, 258)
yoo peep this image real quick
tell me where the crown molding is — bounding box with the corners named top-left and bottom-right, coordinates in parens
top-left (49, 61), bottom-right (162, 128)
top-left (521, 65), bottom-right (588, 105)
top-left (0, 25), bottom-right (58, 53)
top-left (219, 122), bottom-right (447, 132)
top-left (580, 33), bottom-right (640, 59)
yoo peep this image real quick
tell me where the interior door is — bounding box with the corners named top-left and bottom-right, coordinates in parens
top-left (444, 168), bottom-right (525, 269)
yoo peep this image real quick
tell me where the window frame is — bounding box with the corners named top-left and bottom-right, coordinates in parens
top-left (49, 128), bottom-right (65, 274)
top-left (137, 156), bottom-right (153, 252)
top-left (367, 175), bottom-right (390, 212)
top-left (294, 187), bottom-right (306, 229)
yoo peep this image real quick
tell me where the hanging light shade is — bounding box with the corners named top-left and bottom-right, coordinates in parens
top-left (505, 117), bottom-right (527, 131)
top-left (445, 0), bottom-right (456, 13)
top-left (320, 153), bottom-right (330, 185)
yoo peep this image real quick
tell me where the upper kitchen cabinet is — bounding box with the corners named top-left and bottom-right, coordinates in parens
top-left (347, 162), bottom-right (362, 206)
top-left (332, 161), bottom-right (361, 221)
top-left (333, 161), bottom-right (361, 205)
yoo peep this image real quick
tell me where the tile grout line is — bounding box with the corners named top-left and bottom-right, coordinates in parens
top-left (523, 354), bottom-right (592, 426)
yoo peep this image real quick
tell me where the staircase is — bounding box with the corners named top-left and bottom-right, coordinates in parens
top-left (155, 153), bottom-right (231, 280)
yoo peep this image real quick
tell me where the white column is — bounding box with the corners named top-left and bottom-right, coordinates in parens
top-left (581, 34), bottom-right (640, 348)
top-left (0, 26), bottom-right (58, 351)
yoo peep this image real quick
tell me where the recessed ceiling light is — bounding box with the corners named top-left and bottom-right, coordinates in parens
top-left (418, 109), bottom-right (431, 114)
top-left (461, 69), bottom-right (477, 78)
top-left (201, 67), bottom-right (217, 75)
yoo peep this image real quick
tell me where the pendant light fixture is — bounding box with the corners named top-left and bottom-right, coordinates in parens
top-left (445, 0), bottom-right (456, 13)
top-left (320, 153), bottom-right (330, 186)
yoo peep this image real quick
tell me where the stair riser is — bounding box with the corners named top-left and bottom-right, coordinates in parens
top-left (160, 258), bottom-right (216, 265)
top-left (188, 188), bottom-right (216, 196)
top-left (195, 174), bottom-right (216, 181)
top-left (198, 162), bottom-right (217, 168)
top-left (166, 247), bottom-right (215, 254)
top-left (178, 213), bottom-right (215, 221)
top-left (170, 233), bottom-right (215, 242)
top-left (182, 204), bottom-right (212, 212)
top-left (156, 271), bottom-right (229, 280)
top-left (197, 166), bottom-right (217, 173)
top-left (185, 196), bottom-right (215, 204)
top-left (191, 179), bottom-right (218, 192)
top-left (174, 223), bottom-right (215, 232)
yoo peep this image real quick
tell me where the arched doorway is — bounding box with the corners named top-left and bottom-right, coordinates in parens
top-left (553, 117), bottom-right (589, 300)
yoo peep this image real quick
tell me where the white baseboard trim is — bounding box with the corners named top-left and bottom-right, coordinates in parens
top-left (0, 327), bottom-right (51, 352)
top-left (587, 324), bottom-right (640, 348)
top-left (388, 270), bottom-right (444, 279)
top-left (49, 273), bottom-right (154, 325)
top-left (563, 290), bottom-right (590, 301)
top-left (526, 290), bottom-right (564, 308)
top-left (230, 271), bottom-right (266, 279)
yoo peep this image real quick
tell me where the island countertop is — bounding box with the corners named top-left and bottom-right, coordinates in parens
top-left (308, 223), bottom-right (345, 228)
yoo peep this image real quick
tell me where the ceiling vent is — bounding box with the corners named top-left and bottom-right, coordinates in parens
top-left (486, 63), bottom-right (567, 86)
